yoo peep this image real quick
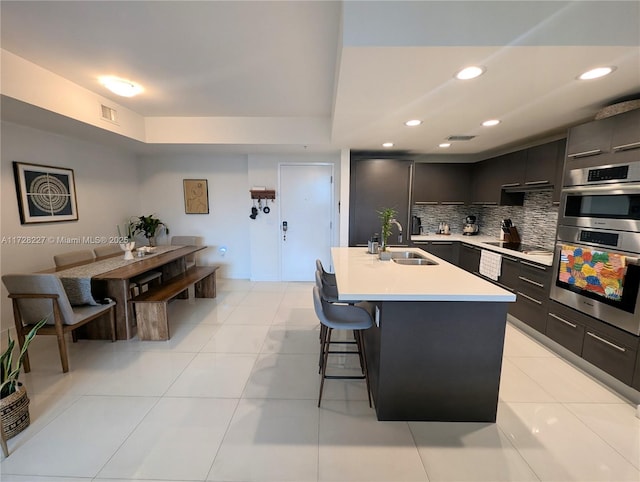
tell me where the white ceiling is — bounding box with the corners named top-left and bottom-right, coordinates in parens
top-left (1, 1), bottom-right (639, 160)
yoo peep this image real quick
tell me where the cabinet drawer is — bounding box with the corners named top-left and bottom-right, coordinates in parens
top-left (511, 294), bottom-right (547, 333)
top-left (518, 260), bottom-right (551, 288)
top-left (582, 329), bottom-right (637, 385)
top-left (546, 310), bottom-right (585, 356)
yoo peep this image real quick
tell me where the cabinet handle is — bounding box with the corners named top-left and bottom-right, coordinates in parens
top-left (612, 141), bottom-right (640, 152)
top-left (521, 260), bottom-right (547, 271)
top-left (432, 241), bottom-right (453, 245)
top-left (549, 313), bottom-right (577, 329)
top-left (519, 276), bottom-right (545, 288)
top-left (501, 182), bottom-right (521, 188)
top-left (471, 201), bottom-right (498, 205)
top-left (502, 255), bottom-right (519, 263)
top-left (415, 201), bottom-right (438, 205)
top-left (441, 201), bottom-right (465, 205)
top-left (517, 291), bottom-right (543, 305)
top-left (525, 180), bottom-right (550, 185)
top-left (586, 332), bottom-right (626, 353)
top-left (567, 149), bottom-right (602, 159)
top-left (495, 281), bottom-right (514, 292)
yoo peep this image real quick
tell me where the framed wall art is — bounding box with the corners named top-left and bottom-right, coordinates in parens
top-left (183, 179), bottom-right (209, 214)
top-left (13, 162), bottom-right (78, 224)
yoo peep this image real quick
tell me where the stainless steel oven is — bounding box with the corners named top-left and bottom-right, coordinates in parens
top-left (550, 225), bottom-right (640, 335)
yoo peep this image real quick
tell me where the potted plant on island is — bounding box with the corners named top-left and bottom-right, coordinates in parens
top-left (1, 318), bottom-right (46, 442)
top-left (129, 214), bottom-right (169, 247)
top-left (378, 207), bottom-right (397, 260)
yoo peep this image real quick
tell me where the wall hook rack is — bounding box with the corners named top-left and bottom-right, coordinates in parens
top-left (250, 189), bottom-right (276, 201)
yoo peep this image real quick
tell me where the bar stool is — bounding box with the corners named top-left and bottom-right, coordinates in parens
top-left (312, 285), bottom-right (373, 407)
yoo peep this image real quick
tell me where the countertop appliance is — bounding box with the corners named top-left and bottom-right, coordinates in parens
top-left (463, 215), bottom-right (479, 235)
top-left (551, 160), bottom-right (640, 335)
top-left (411, 216), bottom-right (422, 235)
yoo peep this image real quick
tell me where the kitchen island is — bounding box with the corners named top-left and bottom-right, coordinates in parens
top-left (331, 246), bottom-right (516, 422)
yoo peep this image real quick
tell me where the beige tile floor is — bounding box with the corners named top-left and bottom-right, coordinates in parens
top-left (1, 279), bottom-right (639, 481)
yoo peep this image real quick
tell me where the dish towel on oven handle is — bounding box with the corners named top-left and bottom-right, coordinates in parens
top-left (479, 249), bottom-right (502, 281)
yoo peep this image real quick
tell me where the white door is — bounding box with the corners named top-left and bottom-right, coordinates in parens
top-left (280, 163), bottom-right (333, 281)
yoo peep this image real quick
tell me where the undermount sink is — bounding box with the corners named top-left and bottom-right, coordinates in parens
top-left (393, 257), bottom-right (438, 265)
top-left (390, 251), bottom-right (425, 259)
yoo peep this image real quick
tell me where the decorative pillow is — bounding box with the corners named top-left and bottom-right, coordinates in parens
top-left (60, 277), bottom-right (99, 306)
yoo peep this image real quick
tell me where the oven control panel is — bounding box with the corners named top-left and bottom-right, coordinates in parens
top-left (579, 230), bottom-right (619, 247)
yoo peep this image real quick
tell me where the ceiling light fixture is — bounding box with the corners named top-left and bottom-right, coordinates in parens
top-left (439, 143), bottom-right (451, 148)
top-left (382, 142), bottom-right (394, 148)
top-left (404, 120), bottom-right (422, 127)
top-left (578, 67), bottom-right (615, 80)
top-left (482, 119), bottom-right (501, 127)
top-left (455, 66), bottom-right (485, 80)
top-left (99, 76), bottom-right (143, 97)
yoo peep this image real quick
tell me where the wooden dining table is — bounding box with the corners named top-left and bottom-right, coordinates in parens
top-left (44, 245), bottom-right (206, 340)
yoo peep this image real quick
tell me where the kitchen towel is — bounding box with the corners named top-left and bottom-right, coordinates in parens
top-left (480, 249), bottom-right (502, 281)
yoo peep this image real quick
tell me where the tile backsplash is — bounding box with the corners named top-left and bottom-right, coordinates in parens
top-left (412, 190), bottom-right (558, 250)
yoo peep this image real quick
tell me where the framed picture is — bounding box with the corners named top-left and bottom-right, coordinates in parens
top-left (183, 179), bottom-right (209, 214)
top-left (13, 162), bottom-right (78, 224)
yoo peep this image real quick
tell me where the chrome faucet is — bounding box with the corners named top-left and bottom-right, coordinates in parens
top-left (390, 218), bottom-right (403, 244)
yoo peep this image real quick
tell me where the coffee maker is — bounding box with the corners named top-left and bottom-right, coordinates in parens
top-left (463, 215), bottom-right (479, 235)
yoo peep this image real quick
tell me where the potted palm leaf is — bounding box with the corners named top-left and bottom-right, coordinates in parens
top-left (129, 214), bottom-right (169, 247)
top-left (1, 318), bottom-right (46, 439)
top-left (378, 207), bottom-right (397, 260)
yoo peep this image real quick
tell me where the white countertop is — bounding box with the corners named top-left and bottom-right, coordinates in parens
top-left (410, 234), bottom-right (554, 266)
top-left (332, 247), bottom-right (517, 302)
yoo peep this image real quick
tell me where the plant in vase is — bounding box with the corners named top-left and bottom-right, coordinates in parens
top-left (1, 318), bottom-right (46, 441)
top-left (129, 214), bottom-right (169, 247)
top-left (378, 207), bottom-right (397, 260)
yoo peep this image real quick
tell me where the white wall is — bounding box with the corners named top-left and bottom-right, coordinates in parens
top-left (137, 153), bottom-right (250, 279)
top-left (1, 121), bottom-right (140, 333)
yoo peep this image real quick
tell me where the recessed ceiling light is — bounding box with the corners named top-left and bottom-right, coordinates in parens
top-left (382, 142), bottom-right (394, 148)
top-left (578, 67), bottom-right (616, 80)
top-left (439, 143), bottom-right (451, 148)
top-left (404, 119), bottom-right (422, 127)
top-left (482, 119), bottom-right (501, 127)
top-left (99, 76), bottom-right (143, 97)
top-left (455, 66), bottom-right (485, 80)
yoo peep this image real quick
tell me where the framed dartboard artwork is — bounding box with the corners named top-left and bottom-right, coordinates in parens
top-left (13, 162), bottom-right (78, 224)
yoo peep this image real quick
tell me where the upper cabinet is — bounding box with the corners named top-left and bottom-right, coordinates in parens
top-left (565, 109), bottom-right (640, 172)
top-left (413, 163), bottom-right (471, 205)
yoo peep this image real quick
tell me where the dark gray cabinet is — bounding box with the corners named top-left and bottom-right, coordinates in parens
top-left (459, 243), bottom-right (481, 273)
top-left (546, 300), bottom-right (587, 356)
top-left (525, 139), bottom-right (563, 188)
top-left (565, 109), bottom-right (640, 172)
top-left (413, 163), bottom-right (471, 205)
top-left (633, 350), bottom-right (640, 391)
top-left (413, 240), bottom-right (459, 264)
top-left (510, 260), bottom-right (551, 333)
top-left (349, 159), bottom-right (413, 247)
top-left (471, 152), bottom-right (526, 206)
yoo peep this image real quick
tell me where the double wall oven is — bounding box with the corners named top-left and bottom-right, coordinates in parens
top-left (551, 162), bottom-right (640, 335)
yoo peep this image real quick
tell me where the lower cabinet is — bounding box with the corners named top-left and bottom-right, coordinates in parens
top-left (546, 300), bottom-right (586, 356)
top-left (413, 240), bottom-right (459, 264)
top-left (459, 243), bottom-right (481, 273)
top-left (511, 260), bottom-right (551, 333)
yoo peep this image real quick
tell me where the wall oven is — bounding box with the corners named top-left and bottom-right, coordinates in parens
top-left (552, 161), bottom-right (640, 335)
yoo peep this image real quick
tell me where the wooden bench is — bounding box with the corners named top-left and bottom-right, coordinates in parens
top-left (131, 266), bottom-right (218, 341)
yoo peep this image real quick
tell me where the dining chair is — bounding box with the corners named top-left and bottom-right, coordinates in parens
top-left (1, 274), bottom-right (116, 373)
top-left (171, 236), bottom-right (202, 269)
top-left (312, 285), bottom-right (373, 407)
top-left (93, 244), bottom-right (122, 260)
top-left (316, 259), bottom-right (336, 286)
top-left (53, 249), bottom-right (96, 268)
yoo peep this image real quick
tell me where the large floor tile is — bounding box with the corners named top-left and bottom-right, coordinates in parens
top-left (565, 402), bottom-right (640, 470)
top-left (503, 322), bottom-right (556, 358)
top-left (208, 399), bottom-right (319, 481)
top-left (224, 305), bottom-right (279, 325)
top-left (498, 401), bottom-right (640, 481)
top-left (498, 358), bottom-right (556, 403)
top-left (242, 353), bottom-right (320, 399)
top-left (135, 320), bottom-right (220, 352)
top-left (261, 324), bottom-right (320, 354)
top-left (98, 397), bottom-right (238, 480)
top-left (83, 351), bottom-right (195, 396)
top-left (202, 324), bottom-right (270, 353)
top-left (166, 352), bottom-right (257, 397)
top-left (509, 356), bottom-right (629, 403)
top-left (272, 306), bottom-right (319, 326)
top-left (0, 396), bottom-right (156, 478)
top-left (409, 421), bottom-right (538, 481)
top-left (318, 400), bottom-right (428, 482)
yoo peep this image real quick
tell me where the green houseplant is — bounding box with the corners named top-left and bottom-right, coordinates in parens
top-left (378, 207), bottom-right (397, 259)
top-left (1, 318), bottom-right (46, 439)
top-left (129, 214), bottom-right (169, 246)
